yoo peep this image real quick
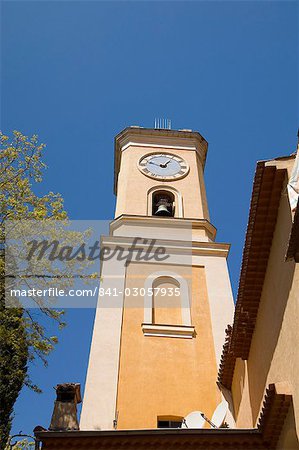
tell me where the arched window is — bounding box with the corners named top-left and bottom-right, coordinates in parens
top-left (152, 276), bottom-right (182, 325)
top-left (147, 186), bottom-right (183, 218)
top-left (152, 190), bottom-right (175, 217)
top-left (142, 271), bottom-right (194, 338)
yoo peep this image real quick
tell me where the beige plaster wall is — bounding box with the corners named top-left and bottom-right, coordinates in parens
top-left (116, 264), bottom-right (220, 429)
top-left (115, 144), bottom-right (209, 220)
top-left (232, 359), bottom-right (254, 428)
top-left (81, 130), bottom-right (234, 432)
top-left (80, 255), bottom-right (127, 431)
top-left (277, 404), bottom-right (299, 450)
top-left (231, 172), bottom-right (299, 445)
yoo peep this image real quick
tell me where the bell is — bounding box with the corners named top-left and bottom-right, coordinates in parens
top-left (155, 204), bottom-right (171, 216)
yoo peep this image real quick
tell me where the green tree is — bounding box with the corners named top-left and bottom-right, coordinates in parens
top-left (5, 437), bottom-right (35, 450)
top-left (0, 131), bottom-right (93, 448)
top-left (0, 279), bottom-right (28, 450)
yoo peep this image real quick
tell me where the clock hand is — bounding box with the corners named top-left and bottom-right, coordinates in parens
top-left (148, 161), bottom-right (160, 167)
top-left (159, 160), bottom-right (172, 168)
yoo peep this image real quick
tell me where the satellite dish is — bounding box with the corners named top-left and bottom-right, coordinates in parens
top-left (211, 400), bottom-right (228, 428)
top-left (181, 411), bottom-right (205, 429)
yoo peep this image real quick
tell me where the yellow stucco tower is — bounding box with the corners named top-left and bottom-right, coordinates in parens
top-left (80, 126), bottom-right (235, 430)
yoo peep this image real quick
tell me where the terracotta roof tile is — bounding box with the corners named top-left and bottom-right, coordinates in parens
top-left (218, 162), bottom-right (287, 389)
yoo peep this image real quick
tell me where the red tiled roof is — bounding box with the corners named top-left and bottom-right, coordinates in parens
top-left (35, 428), bottom-right (268, 449)
top-left (218, 162), bottom-right (287, 388)
top-left (35, 383), bottom-right (292, 450)
top-left (257, 383), bottom-right (292, 448)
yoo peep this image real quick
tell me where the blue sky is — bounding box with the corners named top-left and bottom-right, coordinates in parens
top-left (2, 0), bottom-right (298, 437)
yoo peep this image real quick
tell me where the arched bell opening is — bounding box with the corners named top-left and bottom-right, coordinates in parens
top-left (152, 190), bottom-right (175, 217)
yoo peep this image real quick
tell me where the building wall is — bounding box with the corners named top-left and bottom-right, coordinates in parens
top-left (115, 145), bottom-right (209, 220)
top-left (231, 359), bottom-right (254, 428)
top-left (81, 129), bottom-right (234, 431)
top-left (80, 234), bottom-right (234, 431)
top-left (277, 404), bottom-right (299, 450)
top-left (116, 263), bottom-right (220, 429)
top-left (231, 160), bottom-right (299, 447)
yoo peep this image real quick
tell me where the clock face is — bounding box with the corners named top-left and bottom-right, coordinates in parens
top-left (138, 153), bottom-right (189, 180)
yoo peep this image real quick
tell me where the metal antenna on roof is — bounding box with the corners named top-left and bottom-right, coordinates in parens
top-left (154, 118), bottom-right (171, 130)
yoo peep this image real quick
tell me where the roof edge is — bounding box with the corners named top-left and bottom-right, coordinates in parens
top-left (218, 161), bottom-right (288, 388)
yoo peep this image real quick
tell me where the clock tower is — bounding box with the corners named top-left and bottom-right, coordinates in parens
top-left (80, 126), bottom-right (235, 430)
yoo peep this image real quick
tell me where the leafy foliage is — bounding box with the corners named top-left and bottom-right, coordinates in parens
top-left (5, 437), bottom-right (35, 449)
top-left (0, 272), bottom-right (28, 449)
top-left (0, 131), bottom-right (92, 448)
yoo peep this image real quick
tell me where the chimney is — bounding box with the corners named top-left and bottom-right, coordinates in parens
top-left (49, 383), bottom-right (82, 431)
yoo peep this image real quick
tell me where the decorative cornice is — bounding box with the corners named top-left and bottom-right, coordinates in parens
top-left (217, 325), bottom-right (236, 389)
top-left (35, 428), bottom-right (267, 449)
top-left (101, 235), bottom-right (230, 258)
top-left (122, 141), bottom-right (197, 152)
top-left (111, 214), bottom-right (218, 242)
top-left (257, 383), bottom-right (292, 448)
top-left (141, 323), bottom-right (195, 339)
